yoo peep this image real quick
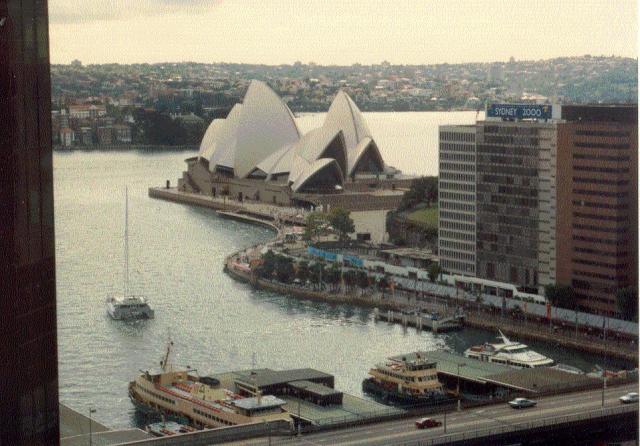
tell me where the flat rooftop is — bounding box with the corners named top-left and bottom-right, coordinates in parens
top-left (380, 248), bottom-right (438, 261)
top-left (233, 368), bottom-right (334, 389)
top-left (231, 395), bottom-right (287, 410)
top-left (288, 380), bottom-right (343, 397)
top-left (420, 350), bottom-right (602, 393)
top-left (211, 368), bottom-right (335, 395)
top-left (280, 393), bottom-right (403, 426)
top-left (486, 367), bottom-right (602, 393)
top-left (417, 350), bottom-right (516, 382)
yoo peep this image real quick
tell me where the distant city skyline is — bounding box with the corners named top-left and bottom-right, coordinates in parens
top-left (49, 0), bottom-right (637, 65)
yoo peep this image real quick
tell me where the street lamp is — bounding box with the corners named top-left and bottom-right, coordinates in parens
top-left (601, 375), bottom-right (607, 408)
top-left (88, 408), bottom-right (96, 446)
top-left (456, 362), bottom-right (466, 411)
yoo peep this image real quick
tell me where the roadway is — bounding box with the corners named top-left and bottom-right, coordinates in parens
top-left (223, 382), bottom-right (639, 446)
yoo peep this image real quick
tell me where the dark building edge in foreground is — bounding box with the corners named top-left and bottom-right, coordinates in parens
top-left (0, 1), bottom-right (60, 445)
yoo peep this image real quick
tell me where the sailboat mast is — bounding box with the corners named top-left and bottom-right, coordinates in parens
top-left (125, 186), bottom-right (129, 297)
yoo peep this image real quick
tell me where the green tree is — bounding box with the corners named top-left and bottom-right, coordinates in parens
top-left (356, 271), bottom-right (370, 296)
top-left (309, 261), bottom-right (325, 290)
top-left (616, 287), bottom-right (638, 321)
top-left (544, 284), bottom-right (576, 310)
top-left (377, 276), bottom-right (389, 299)
top-left (326, 264), bottom-right (342, 292)
top-left (296, 260), bottom-right (310, 286)
top-left (258, 250), bottom-right (277, 280)
top-left (304, 211), bottom-right (328, 243)
top-left (275, 255), bottom-right (295, 283)
top-left (399, 176), bottom-right (438, 211)
top-left (328, 207), bottom-right (355, 243)
top-left (427, 262), bottom-right (442, 283)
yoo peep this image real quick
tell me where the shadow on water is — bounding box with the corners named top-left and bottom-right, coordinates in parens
top-left (107, 318), bottom-right (153, 338)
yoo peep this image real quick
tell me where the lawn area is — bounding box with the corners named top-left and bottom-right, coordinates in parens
top-left (406, 206), bottom-right (438, 229)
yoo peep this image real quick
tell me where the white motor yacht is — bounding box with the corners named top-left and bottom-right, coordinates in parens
top-left (464, 330), bottom-right (554, 369)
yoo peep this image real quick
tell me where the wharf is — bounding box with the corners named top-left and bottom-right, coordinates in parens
top-left (373, 307), bottom-right (463, 332)
top-left (209, 368), bottom-right (403, 428)
top-left (149, 187), bottom-right (306, 227)
top-left (407, 351), bottom-right (623, 398)
top-left (59, 403), bottom-right (152, 446)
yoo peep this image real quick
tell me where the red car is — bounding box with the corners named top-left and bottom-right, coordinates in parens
top-left (415, 417), bottom-right (442, 429)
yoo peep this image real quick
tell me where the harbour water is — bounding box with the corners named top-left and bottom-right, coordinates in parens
top-left (55, 112), bottom-right (628, 429)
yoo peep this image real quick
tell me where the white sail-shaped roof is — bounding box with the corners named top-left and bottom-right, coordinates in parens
top-left (254, 143), bottom-right (294, 178)
top-left (199, 119), bottom-right (224, 163)
top-left (290, 158), bottom-right (343, 193)
top-left (287, 127), bottom-right (347, 186)
top-left (209, 103), bottom-right (243, 170)
top-left (348, 136), bottom-right (385, 176)
top-left (323, 90), bottom-right (372, 152)
top-left (233, 80), bottom-right (301, 178)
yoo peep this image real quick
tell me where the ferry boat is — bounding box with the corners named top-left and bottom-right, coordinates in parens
top-left (362, 352), bottom-right (448, 406)
top-left (463, 330), bottom-right (554, 369)
top-left (128, 340), bottom-right (293, 429)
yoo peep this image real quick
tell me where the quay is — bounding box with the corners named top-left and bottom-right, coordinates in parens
top-left (59, 403), bottom-right (152, 446)
top-left (150, 186), bottom-right (638, 362)
top-left (373, 308), bottom-right (463, 332)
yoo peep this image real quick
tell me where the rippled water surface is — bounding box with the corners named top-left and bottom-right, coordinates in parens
top-left (55, 112), bottom-right (624, 428)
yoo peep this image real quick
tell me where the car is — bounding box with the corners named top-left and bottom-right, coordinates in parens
top-left (508, 398), bottom-right (537, 409)
top-left (415, 417), bottom-right (442, 429)
top-left (619, 392), bottom-right (639, 404)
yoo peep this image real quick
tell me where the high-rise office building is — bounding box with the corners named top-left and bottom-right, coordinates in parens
top-left (556, 105), bottom-right (638, 316)
top-left (0, 2), bottom-right (60, 445)
top-left (438, 125), bottom-right (477, 276)
top-left (475, 120), bottom-right (557, 293)
top-left (438, 103), bottom-right (637, 317)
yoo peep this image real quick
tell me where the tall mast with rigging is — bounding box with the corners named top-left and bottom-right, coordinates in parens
top-left (124, 186), bottom-right (129, 297)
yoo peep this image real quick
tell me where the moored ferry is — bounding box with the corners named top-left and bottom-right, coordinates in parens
top-left (129, 340), bottom-right (292, 428)
top-left (362, 352), bottom-right (448, 405)
top-left (464, 330), bottom-right (554, 369)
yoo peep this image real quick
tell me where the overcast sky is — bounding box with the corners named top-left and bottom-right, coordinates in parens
top-left (48, 0), bottom-right (637, 65)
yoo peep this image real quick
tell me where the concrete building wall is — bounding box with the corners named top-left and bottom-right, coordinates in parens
top-left (438, 125), bottom-right (477, 276)
top-left (475, 121), bottom-right (555, 290)
top-left (535, 126), bottom-right (557, 293)
top-left (350, 210), bottom-right (389, 244)
top-left (1, 2), bottom-right (60, 444)
top-left (556, 111), bottom-right (638, 316)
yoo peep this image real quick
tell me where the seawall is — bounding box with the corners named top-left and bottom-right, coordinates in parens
top-left (151, 186), bottom-right (638, 363)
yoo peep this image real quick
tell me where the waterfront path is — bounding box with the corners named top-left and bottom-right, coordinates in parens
top-left (226, 245), bottom-right (638, 362)
top-left (149, 187), bottom-right (638, 362)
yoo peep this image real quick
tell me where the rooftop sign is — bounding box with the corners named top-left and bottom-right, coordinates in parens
top-left (487, 104), bottom-right (552, 120)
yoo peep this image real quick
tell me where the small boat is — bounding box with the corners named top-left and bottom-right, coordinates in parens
top-left (463, 330), bottom-right (554, 369)
top-left (147, 420), bottom-right (197, 437)
top-left (106, 187), bottom-right (154, 320)
top-left (106, 295), bottom-right (154, 320)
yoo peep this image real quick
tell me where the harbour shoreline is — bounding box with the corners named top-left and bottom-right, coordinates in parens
top-left (150, 186), bottom-right (638, 363)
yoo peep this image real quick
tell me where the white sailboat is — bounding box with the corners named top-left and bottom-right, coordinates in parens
top-left (106, 187), bottom-right (154, 320)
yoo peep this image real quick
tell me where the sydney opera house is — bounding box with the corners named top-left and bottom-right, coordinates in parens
top-left (179, 80), bottom-right (408, 211)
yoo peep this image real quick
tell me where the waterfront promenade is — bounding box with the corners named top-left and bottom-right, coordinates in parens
top-left (150, 186), bottom-right (638, 363)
